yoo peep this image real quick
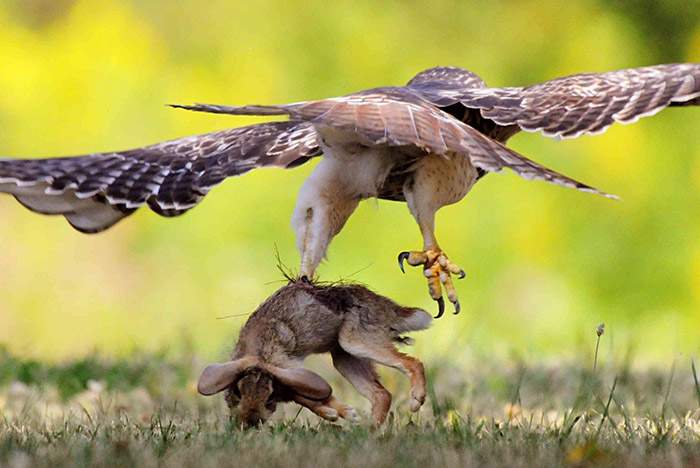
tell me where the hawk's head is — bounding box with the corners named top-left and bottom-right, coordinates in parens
top-left (407, 66), bottom-right (487, 89)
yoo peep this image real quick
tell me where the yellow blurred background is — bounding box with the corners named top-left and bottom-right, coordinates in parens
top-left (0, 0), bottom-right (698, 364)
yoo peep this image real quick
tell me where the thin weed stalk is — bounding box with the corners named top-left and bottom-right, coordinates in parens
top-left (595, 376), bottom-right (618, 438)
top-left (691, 359), bottom-right (700, 409)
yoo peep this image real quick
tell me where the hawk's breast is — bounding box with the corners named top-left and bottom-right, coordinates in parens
top-left (411, 152), bottom-right (479, 207)
top-left (400, 152), bottom-right (480, 220)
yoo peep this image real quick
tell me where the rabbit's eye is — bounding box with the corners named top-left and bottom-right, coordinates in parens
top-left (265, 394), bottom-right (276, 410)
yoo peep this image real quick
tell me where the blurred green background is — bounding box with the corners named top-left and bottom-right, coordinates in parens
top-left (0, 0), bottom-right (698, 364)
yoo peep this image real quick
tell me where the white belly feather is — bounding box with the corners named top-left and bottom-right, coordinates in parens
top-left (291, 140), bottom-right (479, 277)
top-left (403, 152), bottom-right (479, 227)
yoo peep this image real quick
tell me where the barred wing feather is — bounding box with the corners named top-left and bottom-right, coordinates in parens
top-left (0, 122), bottom-right (320, 233)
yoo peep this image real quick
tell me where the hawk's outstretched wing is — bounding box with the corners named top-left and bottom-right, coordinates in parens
top-left (173, 87), bottom-right (617, 199)
top-left (5, 64), bottom-right (697, 233)
top-left (409, 63), bottom-right (700, 139)
top-left (0, 122), bottom-right (320, 233)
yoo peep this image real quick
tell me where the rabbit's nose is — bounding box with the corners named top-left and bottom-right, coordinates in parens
top-left (241, 412), bottom-right (265, 429)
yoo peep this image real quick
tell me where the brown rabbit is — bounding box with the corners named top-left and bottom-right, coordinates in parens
top-left (197, 281), bottom-right (431, 427)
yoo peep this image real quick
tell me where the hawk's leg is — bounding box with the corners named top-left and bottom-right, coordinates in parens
top-left (400, 153), bottom-right (478, 318)
top-left (291, 158), bottom-right (360, 281)
top-left (398, 222), bottom-right (465, 318)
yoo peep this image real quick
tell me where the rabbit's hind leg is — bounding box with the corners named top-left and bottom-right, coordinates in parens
top-left (331, 348), bottom-right (392, 426)
top-left (337, 335), bottom-right (426, 414)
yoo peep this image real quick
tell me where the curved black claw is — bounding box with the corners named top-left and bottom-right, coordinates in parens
top-left (299, 275), bottom-right (312, 284)
top-left (435, 297), bottom-right (445, 319)
top-left (453, 300), bottom-right (461, 315)
top-left (457, 270), bottom-right (466, 280)
top-left (398, 252), bottom-right (411, 274)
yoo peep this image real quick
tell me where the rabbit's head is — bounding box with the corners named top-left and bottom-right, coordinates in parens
top-left (198, 356), bottom-right (332, 428)
top-left (225, 368), bottom-right (277, 427)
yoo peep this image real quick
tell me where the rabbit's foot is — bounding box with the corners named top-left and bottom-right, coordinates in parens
top-left (304, 396), bottom-right (360, 423)
top-left (323, 397), bottom-right (359, 423)
top-left (398, 249), bottom-right (464, 318)
top-left (336, 403), bottom-right (360, 423)
top-left (408, 385), bottom-right (426, 412)
top-left (317, 407), bottom-right (339, 421)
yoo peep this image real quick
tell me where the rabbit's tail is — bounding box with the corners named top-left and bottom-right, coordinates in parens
top-left (393, 308), bottom-right (432, 334)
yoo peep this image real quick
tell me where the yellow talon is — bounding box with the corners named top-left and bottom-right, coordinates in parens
top-left (397, 248), bottom-right (464, 317)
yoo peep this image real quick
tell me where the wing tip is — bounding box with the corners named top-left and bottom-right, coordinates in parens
top-left (167, 102), bottom-right (291, 117)
top-left (167, 103), bottom-right (207, 112)
top-left (579, 185), bottom-right (621, 201)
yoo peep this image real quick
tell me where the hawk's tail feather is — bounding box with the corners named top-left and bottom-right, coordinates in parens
top-left (459, 120), bottom-right (621, 200)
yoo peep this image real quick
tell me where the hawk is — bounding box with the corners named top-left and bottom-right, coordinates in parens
top-left (1, 64), bottom-right (699, 317)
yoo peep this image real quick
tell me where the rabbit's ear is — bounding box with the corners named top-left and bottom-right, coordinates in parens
top-left (197, 357), bottom-right (259, 396)
top-left (268, 366), bottom-right (332, 401)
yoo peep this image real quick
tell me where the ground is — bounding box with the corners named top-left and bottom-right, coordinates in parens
top-left (1, 347), bottom-right (699, 468)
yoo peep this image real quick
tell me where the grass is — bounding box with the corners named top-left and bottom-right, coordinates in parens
top-left (1, 347), bottom-right (699, 467)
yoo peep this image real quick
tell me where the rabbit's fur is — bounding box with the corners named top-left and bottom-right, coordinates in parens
top-left (198, 281), bottom-right (431, 427)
